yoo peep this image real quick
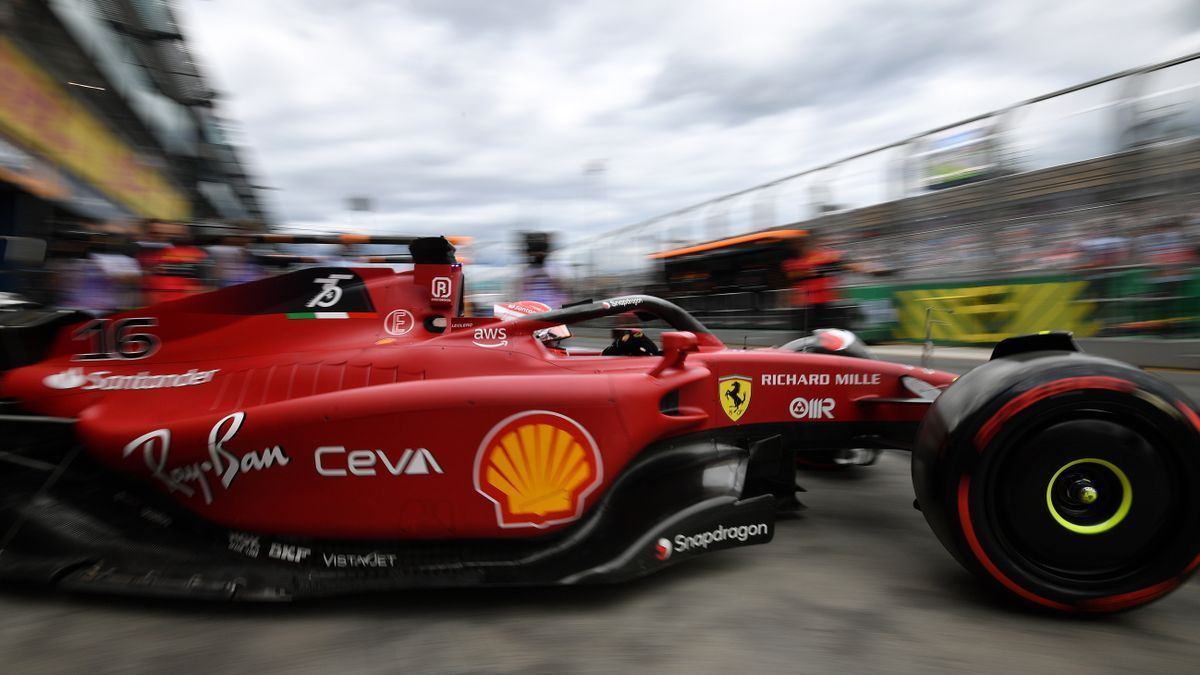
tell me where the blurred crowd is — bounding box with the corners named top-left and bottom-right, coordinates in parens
top-left (18, 196), bottom-right (1200, 334)
top-left (841, 200), bottom-right (1200, 283)
top-left (41, 219), bottom-right (265, 315)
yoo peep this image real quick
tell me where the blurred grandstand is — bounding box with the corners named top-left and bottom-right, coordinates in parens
top-left (1, 0), bottom-right (271, 223)
top-left (0, 0), bottom-right (272, 303)
top-left (560, 52), bottom-right (1200, 344)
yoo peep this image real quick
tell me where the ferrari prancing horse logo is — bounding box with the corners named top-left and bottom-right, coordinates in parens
top-left (718, 375), bottom-right (752, 421)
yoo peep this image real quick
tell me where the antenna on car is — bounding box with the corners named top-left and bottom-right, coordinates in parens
top-left (921, 306), bottom-right (955, 369)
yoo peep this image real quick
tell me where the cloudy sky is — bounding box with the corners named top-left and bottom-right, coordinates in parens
top-left (178, 0), bottom-right (1200, 253)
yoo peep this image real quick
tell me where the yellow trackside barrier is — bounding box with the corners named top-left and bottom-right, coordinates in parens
top-left (894, 281), bottom-right (1099, 343)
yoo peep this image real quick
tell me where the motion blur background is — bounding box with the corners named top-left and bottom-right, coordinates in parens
top-left (2, 1), bottom-right (1200, 671)
top-left (1, 0), bottom-right (1198, 362)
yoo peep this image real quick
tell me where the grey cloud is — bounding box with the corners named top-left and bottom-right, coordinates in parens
top-left (403, 0), bottom-right (565, 36)
top-left (181, 0), bottom-right (1199, 246)
top-left (1185, 3), bottom-right (1200, 29)
top-left (281, 166), bottom-right (595, 212)
top-left (647, 3), bottom-right (992, 125)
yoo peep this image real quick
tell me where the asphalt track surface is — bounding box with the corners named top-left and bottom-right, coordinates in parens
top-left (2, 344), bottom-right (1199, 674)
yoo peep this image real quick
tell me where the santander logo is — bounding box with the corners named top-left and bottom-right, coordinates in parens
top-left (43, 368), bottom-right (87, 390)
top-left (41, 367), bottom-right (219, 391)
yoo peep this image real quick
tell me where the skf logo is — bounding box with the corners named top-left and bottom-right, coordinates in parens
top-left (430, 276), bottom-right (453, 305)
top-left (475, 411), bottom-right (603, 528)
top-left (789, 397), bottom-right (835, 420)
top-left (268, 542), bottom-right (311, 563)
top-left (718, 375), bottom-right (752, 421)
top-left (655, 537), bottom-right (672, 561)
top-left (472, 327), bottom-right (508, 348)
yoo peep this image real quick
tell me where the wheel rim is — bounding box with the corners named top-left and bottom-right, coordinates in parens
top-left (1044, 458), bottom-right (1132, 535)
top-left (991, 413), bottom-right (1175, 581)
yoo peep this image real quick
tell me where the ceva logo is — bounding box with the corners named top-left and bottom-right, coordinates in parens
top-left (43, 368), bottom-right (86, 390)
top-left (315, 447), bottom-right (444, 477)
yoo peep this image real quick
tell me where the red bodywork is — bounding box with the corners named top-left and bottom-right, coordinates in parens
top-left (1, 263), bottom-right (955, 540)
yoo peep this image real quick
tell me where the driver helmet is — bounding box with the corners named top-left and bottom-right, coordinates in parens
top-left (492, 301), bottom-right (571, 343)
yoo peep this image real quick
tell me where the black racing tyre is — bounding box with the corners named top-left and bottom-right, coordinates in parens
top-left (912, 351), bottom-right (1200, 613)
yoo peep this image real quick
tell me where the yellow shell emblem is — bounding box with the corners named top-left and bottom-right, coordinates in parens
top-left (719, 375), bottom-right (752, 421)
top-left (475, 411), bottom-right (603, 528)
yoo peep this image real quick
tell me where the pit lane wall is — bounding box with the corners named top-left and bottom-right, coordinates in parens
top-left (843, 265), bottom-right (1199, 346)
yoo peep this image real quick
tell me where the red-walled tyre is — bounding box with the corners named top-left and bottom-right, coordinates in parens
top-left (913, 351), bottom-right (1200, 613)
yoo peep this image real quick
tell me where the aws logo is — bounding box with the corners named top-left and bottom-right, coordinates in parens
top-left (473, 327), bottom-right (508, 348)
top-left (474, 411), bottom-right (603, 528)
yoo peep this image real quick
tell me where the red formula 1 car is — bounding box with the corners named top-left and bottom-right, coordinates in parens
top-left (0, 237), bottom-right (1197, 612)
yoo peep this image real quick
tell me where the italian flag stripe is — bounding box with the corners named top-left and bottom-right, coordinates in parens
top-left (285, 312), bottom-right (378, 319)
top-left (287, 312), bottom-right (348, 319)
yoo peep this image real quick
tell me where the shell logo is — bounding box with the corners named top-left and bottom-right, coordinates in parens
top-left (474, 411), bottom-right (603, 529)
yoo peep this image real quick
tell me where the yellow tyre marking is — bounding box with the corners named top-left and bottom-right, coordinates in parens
top-left (1045, 458), bottom-right (1132, 535)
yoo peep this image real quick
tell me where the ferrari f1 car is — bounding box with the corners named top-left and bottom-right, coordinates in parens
top-left (0, 237), bottom-right (1197, 612)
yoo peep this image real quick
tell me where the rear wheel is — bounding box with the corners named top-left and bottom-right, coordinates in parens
top-left (913, 353), bottom-right (1200, 612)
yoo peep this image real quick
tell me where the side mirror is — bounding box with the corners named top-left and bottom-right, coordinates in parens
top-left (649, 331), bottom-right (699, 377)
